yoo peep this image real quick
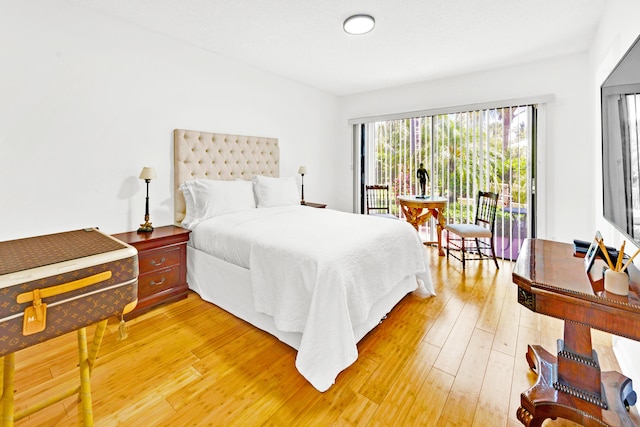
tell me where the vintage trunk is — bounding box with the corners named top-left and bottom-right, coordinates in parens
top-left (0, 228), bottom-right (138, 356)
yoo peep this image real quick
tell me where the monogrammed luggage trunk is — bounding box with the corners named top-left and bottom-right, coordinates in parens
top-left (0, 228), bottom-right (138, 356)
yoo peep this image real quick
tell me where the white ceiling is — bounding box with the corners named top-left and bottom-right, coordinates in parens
top-left (73, 0), bottom-right (608, 96)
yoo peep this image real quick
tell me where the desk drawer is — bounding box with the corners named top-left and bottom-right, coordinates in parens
top-left (138, 266), bottom-right (179, 298)
top-left (139, 245), bottom-right (180, 273)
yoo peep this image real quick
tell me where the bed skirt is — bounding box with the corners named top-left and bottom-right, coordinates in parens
top-left (186, 245), bottom-right (418, 357)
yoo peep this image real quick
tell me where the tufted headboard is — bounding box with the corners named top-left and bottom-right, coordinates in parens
top-left (173, 129), bottom-right (279, 224)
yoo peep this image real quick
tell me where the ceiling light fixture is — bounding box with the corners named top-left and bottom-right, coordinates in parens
top-left (343, 14), bottom-right (375, 35)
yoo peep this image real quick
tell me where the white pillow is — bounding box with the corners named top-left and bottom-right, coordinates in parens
top-left (179, 179), bottom-right (256, 229)
top-left (253, 175), bottom-right (300, 208)
top-left (179, 181), bottom-right (199, 229)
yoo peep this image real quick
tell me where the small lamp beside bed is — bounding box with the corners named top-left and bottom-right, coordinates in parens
top-left (298, 165), bottom-right (307, 205)
top-left (138, 166), bottom-right (156, 232)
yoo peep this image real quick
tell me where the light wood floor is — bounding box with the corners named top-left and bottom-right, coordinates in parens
top-left (10, 247), bottom-right (640, 426)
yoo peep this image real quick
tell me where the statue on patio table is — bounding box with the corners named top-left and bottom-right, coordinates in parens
top-left (417, 163), bottom-right (429, 197)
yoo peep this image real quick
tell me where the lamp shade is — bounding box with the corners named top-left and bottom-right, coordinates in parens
top-left (139, 167), bottom-right (157, 180)
top-left (298, 166), bottom-right (307, 175)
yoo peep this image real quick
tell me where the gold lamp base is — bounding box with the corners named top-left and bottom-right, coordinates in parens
top-left (138, 222), bottom-right (153, 232)
top-left (138, 215), bottom-right (153, 233)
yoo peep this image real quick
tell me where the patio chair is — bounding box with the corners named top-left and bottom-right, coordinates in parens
top-left (445, 191), bottom-right (499, 269)
top-left (365, 185), bottom-right (397, 219)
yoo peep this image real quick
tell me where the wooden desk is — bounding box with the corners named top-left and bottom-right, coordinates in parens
top-left (513, 238), bottom-right (639, 426)
top-left (397, 196), bottom-right (447, 255)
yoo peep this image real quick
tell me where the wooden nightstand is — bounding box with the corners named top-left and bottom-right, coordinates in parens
top-left (112, 225), bottom-right (191, 319)
top-left (302, 202), bottom-right (327, 208)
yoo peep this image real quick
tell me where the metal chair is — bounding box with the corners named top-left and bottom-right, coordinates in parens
top-left (365, 185), bottom-right (397, 219)
top-left (445, 191), bottom-right (499, 269)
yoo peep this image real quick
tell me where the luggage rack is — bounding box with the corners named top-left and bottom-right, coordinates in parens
top-left (1, 319), bottom-right (108, 426)
top-left (0, 228), bottom-right (139, 426)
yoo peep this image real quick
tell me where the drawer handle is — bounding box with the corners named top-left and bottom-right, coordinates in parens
top-left (150, 257), bottom-right (166, 267)
top-left (150, 277), bottom-right (166, 286)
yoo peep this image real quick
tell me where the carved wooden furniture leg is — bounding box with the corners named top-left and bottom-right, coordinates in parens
top-left (399, 205), bottom-right (427, 232)
top-left (518, 345), bottom-right (558, 427)
top-left (398, 204), bottom-right (447, 255)
top-left (397, 197), bottom-right (448, 256)
top-left (429, 208), bottom-right (446, 256)
top-left (519, 341), bottom-right (637, 426)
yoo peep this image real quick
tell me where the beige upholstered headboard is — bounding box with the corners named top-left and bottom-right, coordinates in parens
top-left (174, 129), bottom-right (279, 224)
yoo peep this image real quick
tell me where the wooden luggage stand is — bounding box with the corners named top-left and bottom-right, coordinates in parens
top-left (1, 319), bottom-right (108, 426)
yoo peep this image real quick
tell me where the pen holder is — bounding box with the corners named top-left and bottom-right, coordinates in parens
top-left (604, 269), bottom-right (629, 296)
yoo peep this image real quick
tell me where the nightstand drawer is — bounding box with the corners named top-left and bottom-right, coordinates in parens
top-left (138, 266), bottom-right (180, 298)
top-left (139, 245), bottom-right (181, 273)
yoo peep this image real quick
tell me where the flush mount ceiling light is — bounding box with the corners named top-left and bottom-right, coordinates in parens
top-left (343, 14), bottom-right (375, 35)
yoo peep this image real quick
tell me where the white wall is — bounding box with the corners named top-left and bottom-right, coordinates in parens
top-left (2, 1), bottom-right (634, 249)
top-left (0, 1), bottom-right (339, 240)
top-left (338, 54), bottom-right (591, 242)
top-left (587, 0), bottom-right (640, 394)
top-left (589, 0), bottom-right (640, 247)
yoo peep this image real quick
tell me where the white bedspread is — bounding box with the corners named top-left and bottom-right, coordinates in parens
top-left (190, 206), bottom-right (434, 391)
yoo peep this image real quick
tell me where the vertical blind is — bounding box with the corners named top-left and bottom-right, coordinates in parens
top-left (362, 105), bottom-right (533, 260)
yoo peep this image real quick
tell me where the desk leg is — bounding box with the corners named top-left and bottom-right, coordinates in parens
top-left (518, 330), bottom-right (637, 426)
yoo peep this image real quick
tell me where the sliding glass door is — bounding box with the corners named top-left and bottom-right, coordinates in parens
top-left (357, 104), bottom-right (536, 261)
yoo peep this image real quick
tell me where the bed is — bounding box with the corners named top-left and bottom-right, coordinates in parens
top-left (173, 129), bottom-right (435, 391)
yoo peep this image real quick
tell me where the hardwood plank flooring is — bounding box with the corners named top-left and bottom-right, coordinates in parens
top-left (8, 247), bottom-right (640, 426)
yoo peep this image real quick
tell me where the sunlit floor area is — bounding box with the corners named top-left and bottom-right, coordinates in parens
top-left (8, 246), bottom-right (640, 426)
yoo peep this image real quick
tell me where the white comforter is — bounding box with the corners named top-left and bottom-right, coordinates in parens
top-left (190, 206), bottom-right (434, 391)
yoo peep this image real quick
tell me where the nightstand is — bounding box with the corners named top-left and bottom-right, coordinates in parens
top-left (302, 202), bottom-right (327, 208)
top-left (112, 225), bottom-right (191, 319)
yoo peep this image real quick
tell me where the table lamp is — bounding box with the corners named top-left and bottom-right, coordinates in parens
top-left (298, 166), bottom-right (307, 205)
top-left (138, 167), bottom-right (156, 232)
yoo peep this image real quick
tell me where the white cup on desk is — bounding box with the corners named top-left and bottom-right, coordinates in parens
top-left (604, 269), bottom-right (629, 296)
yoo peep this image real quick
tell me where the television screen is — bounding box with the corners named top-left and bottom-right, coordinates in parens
top-left (602, 33), bottom-right (640, 247)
